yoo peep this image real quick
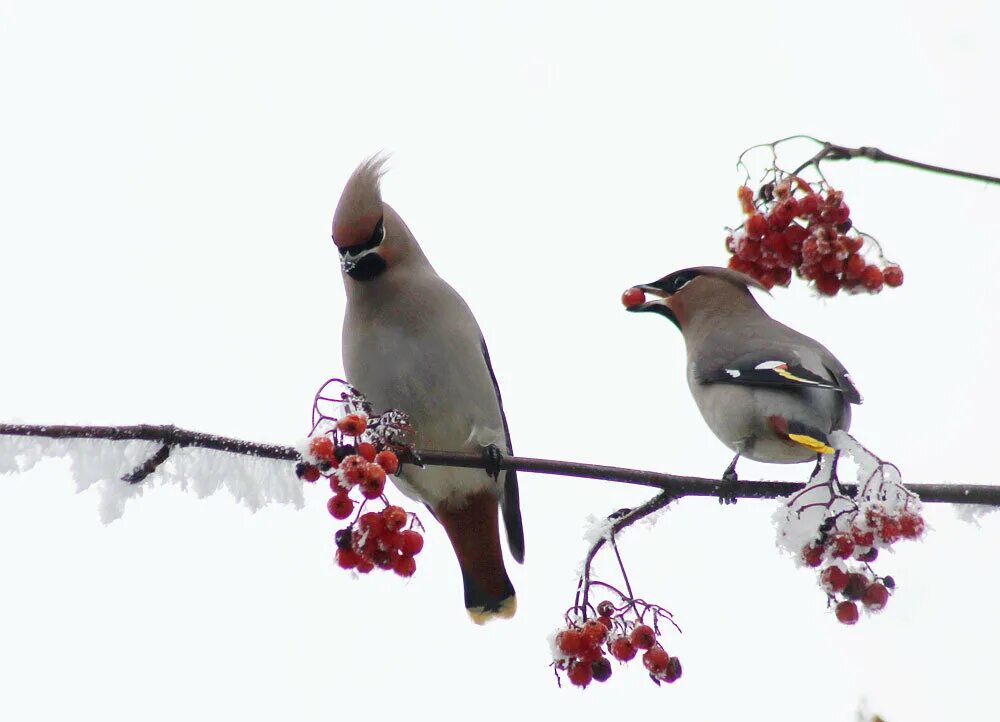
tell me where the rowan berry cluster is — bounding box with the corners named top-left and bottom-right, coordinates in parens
top-left (725, 177), bottom-right (903, 295)
top-left (551, 599), bottom-right (681, 689)
top-left (300, 379), bottom-right (422, 578)
top-left (775, 433), bottom-right (925, 625)
top-left (800, 505), bottom-right (924, 624)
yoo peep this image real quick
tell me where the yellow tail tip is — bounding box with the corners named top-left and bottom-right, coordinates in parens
top-left (788, 433), bottom-right (835, 454)
top-left (467, 595), bottom-right (517, 624)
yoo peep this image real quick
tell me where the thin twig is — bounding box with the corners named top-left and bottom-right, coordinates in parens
top-left (790, 140), bottom-right (1000, 185)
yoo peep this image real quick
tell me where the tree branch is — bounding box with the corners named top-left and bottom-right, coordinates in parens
top-left (791, 140), bottom-right (1000, 185)
top-left (1, 424), bottom-right (997, 506)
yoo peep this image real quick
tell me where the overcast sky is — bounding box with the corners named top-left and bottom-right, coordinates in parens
top-left (1, 2), bottom-right (999, 720)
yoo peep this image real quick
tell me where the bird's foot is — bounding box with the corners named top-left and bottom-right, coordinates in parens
top-left (482, 444), bottom-right (504, 481)
top-left (718, 469), bottom-right (740, 505)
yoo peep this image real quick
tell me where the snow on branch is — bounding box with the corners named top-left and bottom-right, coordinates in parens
top-left (1, 424), bottom-right (998, 519)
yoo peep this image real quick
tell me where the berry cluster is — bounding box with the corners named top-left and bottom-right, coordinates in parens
top-left (551, 600), bottom-right (681, 689)
top-left (725, 178), bottom-right (903, 295)
top-left (775, 432), bottom-right (924, 626)
top-left (800, 506), bottom-right (924, 624)
top-left (300, 380), bottom-right (423, 578)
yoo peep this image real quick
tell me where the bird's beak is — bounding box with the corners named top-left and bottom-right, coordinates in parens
top-left (625, 282), bottom-right (671, 313)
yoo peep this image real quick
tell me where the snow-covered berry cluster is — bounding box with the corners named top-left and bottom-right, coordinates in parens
top-left (725, 178), bottom-right (903, 295)
top-left (551, 599), bottom-right (681, 689)
top-left (300, 379), bottom-right (422, 577)
top-left (775, 432), bottom-right (924, 625)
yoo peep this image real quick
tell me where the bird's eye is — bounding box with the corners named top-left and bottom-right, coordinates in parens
top-left (670, 273), bottom-right (696, 293)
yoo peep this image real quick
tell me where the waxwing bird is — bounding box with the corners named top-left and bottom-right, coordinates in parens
top-left (627, 266), bottom-right (861, 484)
top-left (333, 156), bottom-right (523, 622)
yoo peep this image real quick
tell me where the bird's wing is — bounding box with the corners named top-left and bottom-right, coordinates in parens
top-left (698, 351), bottom-right (845, 393)
top-left (480, 337), bottom-right (524, 564)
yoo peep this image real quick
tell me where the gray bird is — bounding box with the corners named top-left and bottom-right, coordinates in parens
top-left (627, 266), bottom-right (861, 484)
top-left (332, 156), bottom-right (523, 623)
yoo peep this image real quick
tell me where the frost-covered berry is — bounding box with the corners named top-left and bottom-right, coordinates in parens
top-left (642, 646), bottom-right (670, 676)
top-left (336, 548), bottom-right (361, 570)
top-left (630, 624), bottom-right (656, 651)
top-left (375, 450), bottom-right (400, 474)
top-left (557, 629), bottom-right (585, 657)
top-left (355, 558), bottom-right (374, 574)
top-left (297, 463), bottom-right (321, 483)
top-left (309, 437), bottom-right (336, 463)
top-left (609, 637), bottom-right (636, 662)
top-left (383, 505), bottom-right (408, 533)
top-left (393, 554), bottom-right (416, 578)
top-left (567, 660), bottom-right (593, 688)
top-left (581, 620), bottom-right (608, 646)
top-left (883, 265), bottom-right (904, 287)
top-left (844, 573), bottom-right (870, 601)
top-left (835, 600), bottom-right (859, 625)
top-left (662, 656), bottom-right (683, 683)
top-left (802, 543), bottom-right (825, 568)
top-left (829, 533), bottom-right (855, 560)
top-left (337, 414), bottom-right (368, 436)
top-left (338, 455), bottom-right (367, 485)
top-left (820, 565), bottom-right (849, 594)
top-left (597, 600), bottom-right (615, 618)
top-left (862, 582), bottom-right (889, 611)
top-left (327, 493), bottom-right (354, 520)
top-left (399, 529), bottom-right (424, 557)
top-left (899, 512), bottom-right (925, 539)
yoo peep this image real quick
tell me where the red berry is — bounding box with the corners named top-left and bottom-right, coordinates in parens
top-left (815, 274), bottom-right (842, 296)
top-left (359, 511), bottom-right (386, 538)
top-left (738, 185), bottom-right (755, 215)
top-left (820, 566), bottom-right (849, 594)
top-left (851, 526), bottom-right (875, 547)
top-left (879, 516), bottom-right (902, 544)
top-left (399, 529), bottom-right (424, 556)
top-left (597, 615), bottom-right (613, 632)
top-left (835, 600), bottom-right (859, 625)
top-left (845, 253), bottom-right (866, 279)
top-left (375, 450), bottom-right (400, 474)
top-left (596, 600), bottom-right (615, 618)
top-left (357, 442), bottom-right (377, 462)
top-left (883, 265), bottom-right (904, 287)
top-left (899, 512), bottom-right (925, 539)
top-left (843, 235), bottom-right (864, 253)
top-left (773, 266), bottom-right (793, 287)
top-left (728, 256), bottom-right (753, 274)
top-left (621, 287), bottom-right (646, 308)
top-left (642, 646), bottom-right (670, 676)
top-left (609, 637), bottom-right (636, 662)
top-left (830, 533), bottom-right (855, 560)
top-left (309, 437), bottom-right (336, 462)
top-left (799, 194), bottom-right (821, 216)
top-left (630, 624), bottom-right (656, 650)
top-left (393, 554), bottom-right (417, 577)
top-left (372, 549), bottom-right (395, 570)
top-left (591, 657), bottom-right (613, 683)
top-left (581, 620), bottom-right (608, 646)
top-left (746, 213), bottom-right (768, 240)
top-left (360, 464), bottom-right (387, 499)
top-left (566, 660), bottom-right (593, 688)
top-left (557, 629), bottom-right (585, 656)
top-left (821, 253), bottom-right (844, 274)
top-left (736, 237), bottom-right (761, 262)
top-left (379, 530), bottom-right (402, 552)
top-left (802, 543), bottom-right (824, 568)
top-left (335, 547), bottom-right (360, 570)
top-left (862, 582), bottom-right (889, 610)
top-left (861, 265), bottom-right (884, 292)
top-left (337, 413), bottom-right (368, 436)
top-left (355, 558), bottom-right (374, 574)
top-left (327, 493), bottom-right (354, 520)
top-left (300, 464), bottom-right (321, 483)
top-left (338, 455), bottom-right (367, 485)
top-left (383, 505), bottom-right (408, 532)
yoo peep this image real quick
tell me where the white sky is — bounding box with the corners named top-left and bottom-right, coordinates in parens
top-left (1, 1), bottom-right (999, 720)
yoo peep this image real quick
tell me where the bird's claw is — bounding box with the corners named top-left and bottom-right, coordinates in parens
top-left (483, 444), bottom-right (504, 481)
top-left (718, 469), bottom-right (739, 505)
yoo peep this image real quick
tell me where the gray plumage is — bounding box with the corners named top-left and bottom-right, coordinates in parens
top-left (333, 158), bottom-right (522, 621)
top-left (629, 266), bottom-right (860, 466)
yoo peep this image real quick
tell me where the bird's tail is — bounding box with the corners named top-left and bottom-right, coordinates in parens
top-left (436, 491), bottom-right (517, 624)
